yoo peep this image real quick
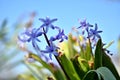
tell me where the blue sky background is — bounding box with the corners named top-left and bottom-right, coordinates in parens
top-left (0, 0), bottom-right (120, 53)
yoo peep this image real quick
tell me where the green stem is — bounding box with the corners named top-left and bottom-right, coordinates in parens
top-left (76, 31), bottom-right (85, 55)
top-left (43, 28), bottom-right (70, 80)
top-left (87, 31), bottom-right (94, 58)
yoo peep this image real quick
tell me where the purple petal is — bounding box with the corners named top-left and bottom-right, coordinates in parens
top-left (32, 40), bottom-right (36, 48)
top-left (77, 26), bottom-right (82, 29)
top-left (36, 32), bottom-right (43, 37)
top-left (50, 25), bottom-right (55, 29)
top-left (39, 18), bottom-right (46, 23)
top-left (63, 35), bottom-right (67, 40)
top-left (53, 52), bottom-right (59, 56)
top-left (41, 50), bottom-right (50, 53)
top-left (95, 24), bottom-right (98, 31)
top-left (82, 31), bottom-right (85, 35)
top-left (96, 34), bottom-right (101, 38)
top-left (36, 38), bottom-right (41, 42)
top-left (92, 36), bottom-right (96, 40)
top-left (97, 31), bottom-right (102, 33)
top-left (50, 37), bottom-right (56, 41)
top-left (18, 34), bottom-right (31, 42)
top-left (59, 39), bottom-right (64, 42)
top-left (50, 18), bottom-right (57, 23)
top-left (49, 53), bottom-right (52, 60)
top-left (40, 24), bottom-right (46, 28)
top-left (90, 29), bottom-right (94, 32)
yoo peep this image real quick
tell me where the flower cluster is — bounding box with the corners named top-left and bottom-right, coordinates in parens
top-left (77, 19), bottom-right (102, 47)
top-left (18, 17), bottom-right (102, 60)
top-left (18, 17), bottom-right (68, 60)
top-left (77, 19), bottom-right (93, 35)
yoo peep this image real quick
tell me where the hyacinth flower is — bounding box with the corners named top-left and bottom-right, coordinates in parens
top-left (38, 17), bottom-right (70, 78)
top-left (77, 19), bottom-right (93, 35)
top-left (56, 29), bottom-right (68, 42)
top-left (18, 28), bottom-right (43, 48)
top-left (50, 29), bottom-right (68, 42)
top-left (88, 23), bottom-right (103, 41)
top-left (18, 28), bottom-right (50, 62)
top-left (42, 28), bottom-right (68, 59)
top-left (41, 43), bottom-right (59, 60)
top-left (38, 17), bottom-right (67, 59)
top-left (49, 26), bottom-right (61, 41)
top-left (39, 17), bottom-right (57, 33)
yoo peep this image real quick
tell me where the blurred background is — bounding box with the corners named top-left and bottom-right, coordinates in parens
top-left (0, 0), bottom-right (120, 80)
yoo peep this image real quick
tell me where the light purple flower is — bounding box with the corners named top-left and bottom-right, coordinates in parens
top-left (18, 28), bottom-right (43, 47)
top-left (50, 29), bottom-right (68, 42)
top-left (77, 19), bottom-right (93, 34)
top-left (41, 43), bottom-right (59, 60)
top-left (56, 29), bottom-right (68, 42)
top-left (88, 23), bottom-right (102, 40)
top-left (39, 17), bottom-right (57, 33)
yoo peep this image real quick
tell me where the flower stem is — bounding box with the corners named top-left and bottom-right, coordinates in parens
top-left (43, 28), bottom-right (70, 80)
top-left (87, 31), bottom-right (94, 58)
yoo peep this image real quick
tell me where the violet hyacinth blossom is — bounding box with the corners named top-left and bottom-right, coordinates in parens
top-left (41, 43), bottom-right (59, 60)
top-left (77, 19), bottom-right (93, 34)
top-left (88, 23), bottom-right (102, 40)
top-left (39, 17), bottom-right (57, 33)
top-left (55, 29), bottom-right (68, 42)
top-left (18, 28), bottom-right (43, 48)
top-left (50, 29), bottom-right (68, 42)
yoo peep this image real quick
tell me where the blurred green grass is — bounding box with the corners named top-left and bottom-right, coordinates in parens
top-left (0, 12), bottom-right (38, 80)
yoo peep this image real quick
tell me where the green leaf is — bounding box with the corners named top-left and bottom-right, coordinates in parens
top-left (24, 62), bottom-right (43, 80)
top-left (53, 68), bottom-right (66, 80)
top-left (94, 39), bottom-right (120, 79)
top-left (59, 54), bottom-right (81, 80)
top-left (83, 67), bottom-right (117, 80)
top-left (97, 67), bottom-right (116, 80)
top-left (77, 36), bottom-right (93, 61)
top-left (82, 70), bottom-right (101, 80)
top-left (28, 53), bottom-right (53, 72)
top-left (28, 53), bottom-right (66, 80)
top-left (67, 34), bottom-right (78, 58)
top-left (118, 37), bottom-right (120, 54)
top-left (94, 39), bottom-right (102, 69)
top-left (102, 50), bottom-right (120, 80)
top-left (84, 42), bottom-right (92, 61)
top-left (103, 41), bottom-right (114, 49)
top-left (78, 57), bottom-right (90, 72)
top-left (71, 56), bottom-right (86, 79)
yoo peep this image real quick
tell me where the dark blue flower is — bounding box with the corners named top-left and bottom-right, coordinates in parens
top-left (39, 17), bottom-right (57, 33)
top-left (18, 28), bottom-right (43, 47)
top-left (88, 23), bottom-right (102, 40)
top-left (41, 43), bottom-right (59, 60)
top-left (77, 19), bottom-right (93, 34)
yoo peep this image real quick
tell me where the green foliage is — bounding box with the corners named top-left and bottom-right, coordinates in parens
top-left (83, 67), bottom-right (116, 80)
top-left (94, 39), bottom-right (120, 79)
top-left (67, 34), bottom-right (78, 58)
top-left (30, 35), bottom-right (120, 79)
top-left (97, 67), bottom-right (116, 80)
top-left (102, 49), bottom-right (120, 79)
top-left (24, 34), bottom-right (120, 80)
top-left (59, 54), bottom-right (80, 80)
top-left (1, 15), bottom-right (120, 80)
top-left (94, 39), bottom-right (102, 69)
